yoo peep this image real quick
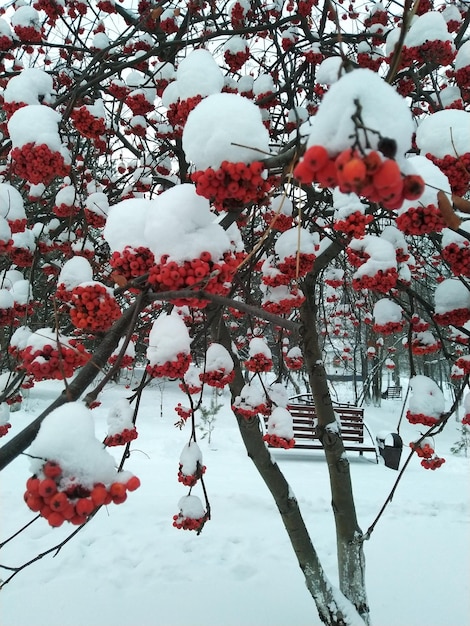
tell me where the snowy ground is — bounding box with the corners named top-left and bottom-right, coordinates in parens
top-left (0, 376), bottom-right (469, 626)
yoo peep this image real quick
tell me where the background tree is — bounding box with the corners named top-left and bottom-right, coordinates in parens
top-left (0, 1), bottom-right (469, 624)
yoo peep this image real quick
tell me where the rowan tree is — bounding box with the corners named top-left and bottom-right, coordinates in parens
top-left (0, 1), bottom-right (469, 624)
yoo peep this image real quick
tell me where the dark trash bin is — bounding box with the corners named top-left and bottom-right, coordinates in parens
top-left (376, 431), bottom-right (403, 470)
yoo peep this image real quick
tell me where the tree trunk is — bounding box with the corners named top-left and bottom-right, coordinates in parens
top-left (208, 306), bottom-right (365, 626)
top-left (300, 274), bottom-right (370, 625)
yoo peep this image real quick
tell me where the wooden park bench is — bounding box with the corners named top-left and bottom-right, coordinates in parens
top-left (382, 386), bottom-right (402, 400)
top-left (267, 394), bottom-right (378, 462)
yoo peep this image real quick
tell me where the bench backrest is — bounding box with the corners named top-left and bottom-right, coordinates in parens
top-left (286, 403), bottom-right (365, 443)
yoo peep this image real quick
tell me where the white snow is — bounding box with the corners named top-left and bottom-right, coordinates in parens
top-left (104, 198), bottom-right (153, 252)
top-left (434, 279), bottom-right (470, 314)
top-left (58, 257), bottom-right (93, 290)
top-left (274, 227), bottom-right (318, 259)
top-left (316, 56), bottom-right (345, 84)
top-left (144, 184), bottom-right (233, 262)
top-left (175, 49), bottom-right (224, 101)
top-left (179, 441), bottom-right (203, 476)
top-left (0, 379), bottom-right (468, 626)
top-left (182, 93), bottom-right (271, 170)
top-left (0, 183), bottom-right (27, 221)
top-left (248, 337), bottom-right (272, 358)
top-left (455, 40), bottom-right (470, 71)
top-left (373, 299), bottom-right (403, 325)
top-left (406, 11), bottom-right (453, 46)
top-left (4, 68), bottom-right (54, 106)
top-left (28, 402), bottom-right (120, 489)
top-left (266, 406), bottom-right (294, 440)
top-left (408, 375), bottom-right (445, 418)
top-left (305, 69), bottom-right (414, 162)
top-left (147, 314), bottom-right (191, 366)
top-left (415, 110), bottom-right (470, 159)
top-left (205, 343), bottom-right (234, 373)
top-left (107, 399), bottom-right (134, 436)
top-left (8, 105), bottom-right (64, 152)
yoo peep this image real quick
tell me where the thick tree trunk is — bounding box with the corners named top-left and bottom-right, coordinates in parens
top-left (208, 307), bottom-right (365, 626)
top-left (300, 273), bottom-right (370, 625)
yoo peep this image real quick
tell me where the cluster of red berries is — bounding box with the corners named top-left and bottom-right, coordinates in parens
top-left (108, 354), bottom-right (134, 368)
top-left (262, 290), bottom-right (305, 314)
top-left (441, 242), bottom-right (470, 277)
top-left (107, 81), bottom-right (130, 101)
top-left (232, 403), bottom-right (269, 419)
top-left (462, 414), bottom-right (470, 426)
top-left (425, 152), bottom-right (470, 197)
top-left (191, 161), bottom-right (273, 211)
top-left (406, 411), bottom-right (439, 427)
top-left (397, 41), bottom-right (455, 70)
top-left (148, 251), bottom-right (240, 307)
top-left (33, 0), bottom-right (64, 23)
top-left (19, 341), bottom-right (89, 381)
top-left (303, 49), bottom-right (323, 64)
top-left (125, 92), bottom-right (154, 116)
top-left (224, 48), bottom-right (250, 72)
top-left (262, 211), bottom-right (293, 232)
top-left (434, 307), bottom-right (470, 327)
top-left (96, 0), bottom-right (116, 13)
top-left (9, 245), bottom-right (34, 268)
top-left (166, 95), bottom-right (203, 136)
top-left (175, 403), bottom-right (193, 421)
top-left (334, 212), bottom-right (373, 238)
top-left (160, 15), bottom-right (179, 33)
top-left (421, 456), bottom-right (446, 470)
top-left (71, 107), bottom-right (106, 140)
top-left (411, 315), bottom-right (429, 332)
top-left (454, 356), bottom-right (470, 375)
top-left (8, 218), bottom-right (27, 234)
top-left (2, 101), bottom-right (27, 119)
top-left (177, 463), bottom-right (206, 487)
top-left (230, 1), bottom-right (253, 28)
top-left (104, 427), bottom-right (138, 447)
top-left (53, 201), bottom-right (79, 218)
top-left (11, 143), bottom-right (70, 185)
top-left (13, 25), bottom-right (44, 43)
top-left (25, 461), bottom-right (140, 527)
top-left (199, 368), bottom-right (235, 388)
top-left (409, 442), bottom-right (434, 458)
top-left (284, 353), bottom-right (303, 370)
top-left (69, 283), bottom-right (121, 332)
top-left (0, 423), bottom-right (12, 437)
top-left (372, 319), bottom-right (405, 335)
top-left (110, 246), bottom-right (156, 281)
top-left (147, 352), bottom-right (192, 379)
top-left (261, 268), bottom-right (290, 287)
top-left (455, 66), bottom-right (470, 101)
top-left (0, 306), bottom-right (14, 326)
top-left (352, 267), bottom-right (398, 293)
top-left (277, 253), bottom-right (316, 278)
top-left (172, 512), bottom-right (206, 531)
top-left (244, 353), bottom-right (273, 373)
top-left (395, 205), bottom-right (446, 235)
top-left (294, 145), bottom-right (424, 211)
top-left (263, 433), bottom-right (295, 449)
top-left (410, 337), bottom-right (441, 356)
top-left (0, 33), bottom-right (13, 52)
top-left (84, 209), bottom-right (106, 228)
top-left (357, 53), bottom-right (383, 72)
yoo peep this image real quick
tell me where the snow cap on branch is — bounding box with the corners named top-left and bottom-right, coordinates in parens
top-left (182, 93), bottom-right (270, 170)
top-left (147, 313), bottom-right (191, 367)
top-left (305, 68), bottom-right (414, 161)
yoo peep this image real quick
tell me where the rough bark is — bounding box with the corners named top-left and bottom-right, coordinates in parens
top-left (208, 306), bottom-right (364, 626)
top-left (300, 269), bottom-right (370, 625)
